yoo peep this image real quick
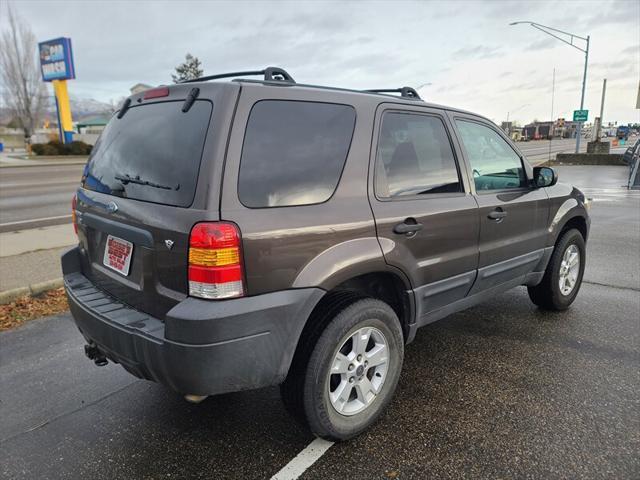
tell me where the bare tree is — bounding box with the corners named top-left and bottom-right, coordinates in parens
top-left (102, 97), bottom-right (127, 116)
top-left (0, 7), bottom-right (48, 142)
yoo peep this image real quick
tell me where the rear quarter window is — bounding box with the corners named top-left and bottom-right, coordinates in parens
top-left (238, 100), bottom-right (356, 208)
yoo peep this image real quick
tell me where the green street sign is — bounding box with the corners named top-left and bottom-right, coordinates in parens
top-left (573, 109), bottom-right (588, 122)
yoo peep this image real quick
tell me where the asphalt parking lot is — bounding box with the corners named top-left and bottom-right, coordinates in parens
top-left (1, 166), bottom-right (638, 479)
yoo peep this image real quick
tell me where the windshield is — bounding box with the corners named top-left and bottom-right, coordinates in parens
top-left (83, 100), bottom-right (212, 207)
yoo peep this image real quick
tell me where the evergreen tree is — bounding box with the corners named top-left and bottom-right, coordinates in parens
top-left (171, 53), bottom-right (203, 83)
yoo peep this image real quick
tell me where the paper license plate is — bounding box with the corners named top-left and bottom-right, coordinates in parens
top-left (103, 235), bottom-right (133, 276)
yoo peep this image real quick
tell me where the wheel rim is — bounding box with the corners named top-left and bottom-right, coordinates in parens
top-left (559, 244), bottom-right (580, 296)
top-left (327, 326), bottom-right (389, 416)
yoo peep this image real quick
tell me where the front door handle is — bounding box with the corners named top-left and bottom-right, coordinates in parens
top-left (393, 218), bottom-right (423, 235)
top-left (488, 208), bottom-right (507, 221)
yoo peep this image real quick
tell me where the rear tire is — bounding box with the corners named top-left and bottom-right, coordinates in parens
top-left (528, 228), bottom-right (586, 311)
top-left (281, 297), bottom-right (404, 441)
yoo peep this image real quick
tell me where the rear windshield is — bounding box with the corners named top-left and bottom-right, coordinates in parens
top-left (83, 100), bottom-right (212, 207)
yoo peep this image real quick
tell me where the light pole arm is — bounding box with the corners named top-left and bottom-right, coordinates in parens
top-left (510, 21), bottom-right (588, 52)
top-left (510, 21), bottom-right (590, 154)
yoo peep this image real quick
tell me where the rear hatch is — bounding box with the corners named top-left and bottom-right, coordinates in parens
top-left (74, 83), bottom-right (238, 319)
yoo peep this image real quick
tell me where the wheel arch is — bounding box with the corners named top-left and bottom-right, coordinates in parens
top-left (283, 269), bottom-right (415, 382)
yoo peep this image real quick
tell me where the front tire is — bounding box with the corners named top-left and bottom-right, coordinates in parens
top-left (283, 297), bottom-right (404, 441)
top-left (528, 228), bottom-right (586, 310)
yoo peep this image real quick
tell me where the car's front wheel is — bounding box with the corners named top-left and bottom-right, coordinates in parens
top-left (528, 228), bottom-right (586, 310)
top-left (282, 297), bottom-right (404, 441)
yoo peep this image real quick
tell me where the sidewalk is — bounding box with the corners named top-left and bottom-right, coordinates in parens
top-left (0, 224), bottom-right (77, 299)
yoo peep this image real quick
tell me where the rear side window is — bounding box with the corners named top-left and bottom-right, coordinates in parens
top-left (238, 100), bottom-right (356, 208)
top-left (375, 112), bottom-right (461, 198)
top-left (83, 100), bottom-right (212, 207)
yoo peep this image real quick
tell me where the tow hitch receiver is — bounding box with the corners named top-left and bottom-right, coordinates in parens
top-left (84, 343), bottom-right (108, 367)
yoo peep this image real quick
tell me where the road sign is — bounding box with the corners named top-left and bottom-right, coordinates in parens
top-left (38, 37), bottom-right (75, 144)
top-left (573, 109), bottom-right (588, 122)
top-left (38, 37), bottom-right (75, 82)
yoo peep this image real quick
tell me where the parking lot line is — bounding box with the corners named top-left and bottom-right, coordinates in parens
top-left (270, 438), bottom-right (334, 480)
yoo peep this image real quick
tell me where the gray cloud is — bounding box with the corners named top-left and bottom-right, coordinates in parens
top-left (620, 44), bottom-right (639, 56)
top-left (452, 45), bottom-right (502, 60)
top-left (3, 0), bottom-right (637, 124)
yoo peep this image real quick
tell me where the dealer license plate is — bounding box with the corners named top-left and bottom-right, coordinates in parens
top-left (103, 235), bottom-right (133, 276)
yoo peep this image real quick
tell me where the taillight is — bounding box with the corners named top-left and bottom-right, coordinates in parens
top-left (143, 87), bottom-right (169, 99)
top-left (71, 194), bottom-right (78, 235)
top-left (188, 222), bottom-right (244, 299)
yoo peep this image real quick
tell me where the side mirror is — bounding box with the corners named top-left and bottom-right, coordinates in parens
top-left (533, 166), bottom-right (557, 188)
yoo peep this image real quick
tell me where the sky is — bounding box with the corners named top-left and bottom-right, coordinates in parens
top-left (2, 0), bottom-right (639, 124)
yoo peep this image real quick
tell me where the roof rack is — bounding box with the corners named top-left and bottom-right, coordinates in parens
top-left (365, 87), bottom-right (422, 100)
top-left (181, 66), bottom-right (295, 84)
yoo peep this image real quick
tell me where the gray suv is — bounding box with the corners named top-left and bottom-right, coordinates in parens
top-left (62, 67), bottom-right (590, 440)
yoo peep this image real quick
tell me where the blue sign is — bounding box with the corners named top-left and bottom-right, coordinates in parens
top-left (38, 37), bottom-right (75, 81)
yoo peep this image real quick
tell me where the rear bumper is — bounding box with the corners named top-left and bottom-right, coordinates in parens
top-left (62, 247), bottom-right (323, 396)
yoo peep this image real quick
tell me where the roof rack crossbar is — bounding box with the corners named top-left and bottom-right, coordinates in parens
top-left (365, 87), bottom-right (421, 100)
top-left (181, 66), bottom-right (295, 84)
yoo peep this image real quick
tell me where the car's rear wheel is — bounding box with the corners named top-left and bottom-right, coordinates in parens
top-left (528, 228), bottom-right (586, 310)
top-left (281, 297), bottom-right (404, 441)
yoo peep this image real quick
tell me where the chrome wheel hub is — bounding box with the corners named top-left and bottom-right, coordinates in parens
top-left (559, 244), bottom-right (580, 296)
top-left (328, 326), bottom-right (389, 416)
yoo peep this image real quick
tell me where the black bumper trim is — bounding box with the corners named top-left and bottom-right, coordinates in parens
top-left (63, 247), bottom-right (324, 396)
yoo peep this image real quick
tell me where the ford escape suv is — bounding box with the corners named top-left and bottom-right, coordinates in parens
top-left (63, 67), bottom-right (590, 441)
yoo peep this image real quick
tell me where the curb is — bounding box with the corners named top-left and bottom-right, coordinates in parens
top-left (0, 278), bottom-right (64, 305)
top-left (0, 161), bottom-right (87, 168)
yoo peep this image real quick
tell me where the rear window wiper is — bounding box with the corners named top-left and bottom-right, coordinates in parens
top-left (114, 173), bottom-right (179, 191)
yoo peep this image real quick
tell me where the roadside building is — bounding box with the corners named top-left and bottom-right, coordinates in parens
top-left (76, 116), bottom-right (110, 135)
top-left (130, 83), bottom-right (152, 95)
top-left (523, 120), bottom-right (579, 140)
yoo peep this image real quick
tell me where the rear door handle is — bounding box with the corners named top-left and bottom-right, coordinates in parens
top-left (393, 219), bottom-right (423, 235)
top-left (488, 209), bottom-right (507, 221)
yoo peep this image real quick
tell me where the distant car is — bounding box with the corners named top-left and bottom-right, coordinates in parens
top-left (62, 67), bottom-right (591, 440)
top-left (617, 126), bottom-right (630, 140)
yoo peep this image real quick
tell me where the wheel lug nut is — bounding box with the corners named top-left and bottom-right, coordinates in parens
top-left (364, 361), bottom-right (368, 367)
top-left (349, 377), bottom-right (355, 383)
top-left (348, 364), bottom-right (354, 371)
top-left (357, 354), bottom-right (362, 361)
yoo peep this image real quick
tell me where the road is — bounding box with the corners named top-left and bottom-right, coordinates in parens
top-left (0, 137), bottom-right (626, 234)
top-left (0, 163), bottom-right (84, 233)
top-left (1, 166), bottom-right (638, 479)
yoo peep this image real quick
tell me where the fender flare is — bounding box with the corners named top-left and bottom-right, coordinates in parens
top-left (548, 198), bottom-right (589, 244)
top-left (292, 237), bottom-right (412, 291)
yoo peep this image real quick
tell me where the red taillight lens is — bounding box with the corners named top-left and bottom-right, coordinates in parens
top-left (188, 222), bottom-right (244, 299)
top-left (71, 194), bottom-right (78, 235)
top-left (143, 87), bottom-right (169, 99)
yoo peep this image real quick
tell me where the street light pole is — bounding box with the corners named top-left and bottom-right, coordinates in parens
top-left (576, 35), bottom-right (590, 153)
top-left (510, 21), bottom-right (590, 153)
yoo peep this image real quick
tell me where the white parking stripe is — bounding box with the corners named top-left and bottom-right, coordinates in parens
top-left (270, 438), bottom-right (334, 480)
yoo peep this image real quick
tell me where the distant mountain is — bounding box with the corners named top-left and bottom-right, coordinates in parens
top-left (0, 96), bottom-right (113, 127)
top-left (69, 96), bottom-right (113, 116)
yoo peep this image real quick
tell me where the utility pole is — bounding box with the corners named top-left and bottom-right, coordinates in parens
top-left (597, 78), bottom-right (607, 140)
top-left (549, 68), bottom-right (555, 163)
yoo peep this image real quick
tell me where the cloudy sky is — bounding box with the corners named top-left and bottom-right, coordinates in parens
top-left (3, 0), bottom-right (639, 124)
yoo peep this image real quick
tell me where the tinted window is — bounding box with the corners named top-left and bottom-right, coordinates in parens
top-left (455, 120), bottom-right (526, 191)
top-left (238, 101), bottom-right (355, 208)
top-left (83, 101), bottom-right (212, 207)
top-left (375, 112), bottom-right (461, 197)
